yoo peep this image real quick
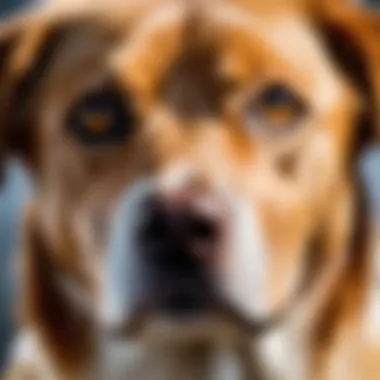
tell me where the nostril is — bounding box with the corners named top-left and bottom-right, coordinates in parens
top-left (138, 195), bottom-right (223, 265)
top-left (143, 214), bottom-right (165, 240)
top-left (187, 214), bottom-right (219, 243)
top-left (139, 207), bottom-right (167, 243)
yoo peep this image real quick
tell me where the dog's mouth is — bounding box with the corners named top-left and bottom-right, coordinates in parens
top-left (99, 190), bottom-right (320, 342)
top-left (104, 277), bottom-right (284, 341)
top-left (157, 285), bottom-right (211, 319)
top-left (102, 244), bottom-right (317, 342)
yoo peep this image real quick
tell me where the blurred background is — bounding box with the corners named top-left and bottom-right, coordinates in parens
top-left (0, 0), bottom-right (379, 373)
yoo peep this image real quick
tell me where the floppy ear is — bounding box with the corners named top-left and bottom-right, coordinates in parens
top-left (312, 1), bottom-right (380, 153)
top-left (0, 18), bottom-right (64, 180)
top-left (305, 4), bottom-right (379, 371)
top-left (0, 21), bottom-right (24, 181)
top-left (0, 6), bottom-right (119, 182)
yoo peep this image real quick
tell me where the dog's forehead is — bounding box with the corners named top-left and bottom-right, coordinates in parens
top-left (107, 0), bottom-right (349, 114)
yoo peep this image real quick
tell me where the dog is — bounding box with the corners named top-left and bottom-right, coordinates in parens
top-left (1, 0), bottom-right (380, 379)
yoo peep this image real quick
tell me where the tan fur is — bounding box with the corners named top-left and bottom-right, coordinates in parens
top-left (0, 1), bottom-right (379, 379)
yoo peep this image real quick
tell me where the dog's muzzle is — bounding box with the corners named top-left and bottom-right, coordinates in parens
top-left (99, 180), bottom-right (312, 339)
top-left (100, 180), bottom-right (227, 335)
top-left (136, 188), bottom-right (224, 316)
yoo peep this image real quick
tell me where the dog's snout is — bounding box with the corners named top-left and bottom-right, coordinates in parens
top-left (135, 189), bottom-right (225, 316)
top-left (138, 190), bottom-right (224, 266)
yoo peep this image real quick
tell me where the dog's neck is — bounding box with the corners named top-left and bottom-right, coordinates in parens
top-left (10, 308), bottom-right (365, 380)
top-left (103, 340), bottom-right (254, 380)
top-left (101, 321), bottom-right (307, 380)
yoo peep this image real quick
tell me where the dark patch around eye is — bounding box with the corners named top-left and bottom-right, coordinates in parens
top-left (66, 82), bottom-right (136, 146)
top-left (259, 85), bottom-right (298, 108)
top-left (246, 83), bottom-right (307, 136)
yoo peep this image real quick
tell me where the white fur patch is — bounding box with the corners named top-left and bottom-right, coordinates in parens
top-left (209, 346), bottom-right (241, 380)
top-left (9, 332), bottom-right (55, 380)
top-left (99, 179), bottom-right (155, 327)
top-left (255, 323), bottom-right (307, 380)
top-left (222, 198), bottom-right (268, 318)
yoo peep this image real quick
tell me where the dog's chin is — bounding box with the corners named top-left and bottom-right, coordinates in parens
top-left (103, 295), bottom-right (278, 346)
top-left (106, 313), bottom-right (242, 347)
top-left (139, 315), bottom-right (234, 344)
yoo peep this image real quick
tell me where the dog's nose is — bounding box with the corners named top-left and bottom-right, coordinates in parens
top-left (138, 189), bottom-right (223, 269)
top-left (135, 187), bottom-right (226, 316)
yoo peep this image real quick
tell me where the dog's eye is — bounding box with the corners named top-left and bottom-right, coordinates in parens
top-left (246, 83), bottom-right (306, 136)
top-left (66, 85), bottom-right (136, 146)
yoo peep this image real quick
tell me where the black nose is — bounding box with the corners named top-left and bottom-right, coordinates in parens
top-left (138, 194), bottom-right (222, 272)
top-left (137, 192), bottom-right (224, 316)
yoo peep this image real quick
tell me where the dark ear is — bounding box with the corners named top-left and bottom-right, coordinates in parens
top-left (0, 18), bottom-right (66, 181)
top-left (0, 21), bottom-right (22, 181)
top-left (0, 7), bottom-right (118, 182)
top-left (312, 1), bottom-right (380, 152)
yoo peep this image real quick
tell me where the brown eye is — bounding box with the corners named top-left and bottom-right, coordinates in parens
top-left (66, 82), bottom-right (136, 146)
top-left (245, 83), bottom-right (307, 136)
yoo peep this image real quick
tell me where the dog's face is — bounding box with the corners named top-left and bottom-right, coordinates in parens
top-left (1, 0), bottom-right (379, 345)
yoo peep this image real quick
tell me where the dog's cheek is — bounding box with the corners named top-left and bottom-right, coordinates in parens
top-left (262, 204), bottom-right (312, 313)
top-left (300, 131), bottom-right (341, 200)
top-left (98, 180), bottom-right (154, 327)
top-left (220, 198), bottom-right (269, 319)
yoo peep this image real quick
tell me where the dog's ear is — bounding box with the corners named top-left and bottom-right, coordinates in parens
top-left (0, 20), bottom-right (24, 182)
top-left (312, 1), bottom-right (380, 153)
top-left (0, 17), bottom-right (63, 180)
top-left (0, 7), bottom-right (119, 182)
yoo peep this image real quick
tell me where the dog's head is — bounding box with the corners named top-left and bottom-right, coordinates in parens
top-left (1, 0), bottom-right (379, 347)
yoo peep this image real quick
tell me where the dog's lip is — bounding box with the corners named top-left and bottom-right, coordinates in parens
top-left (103, 286), bottom-right (216, 338)
top-left (103, 289), bottom-right (283, 340)
top-left (104, 238), bottom-right (317, 339)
